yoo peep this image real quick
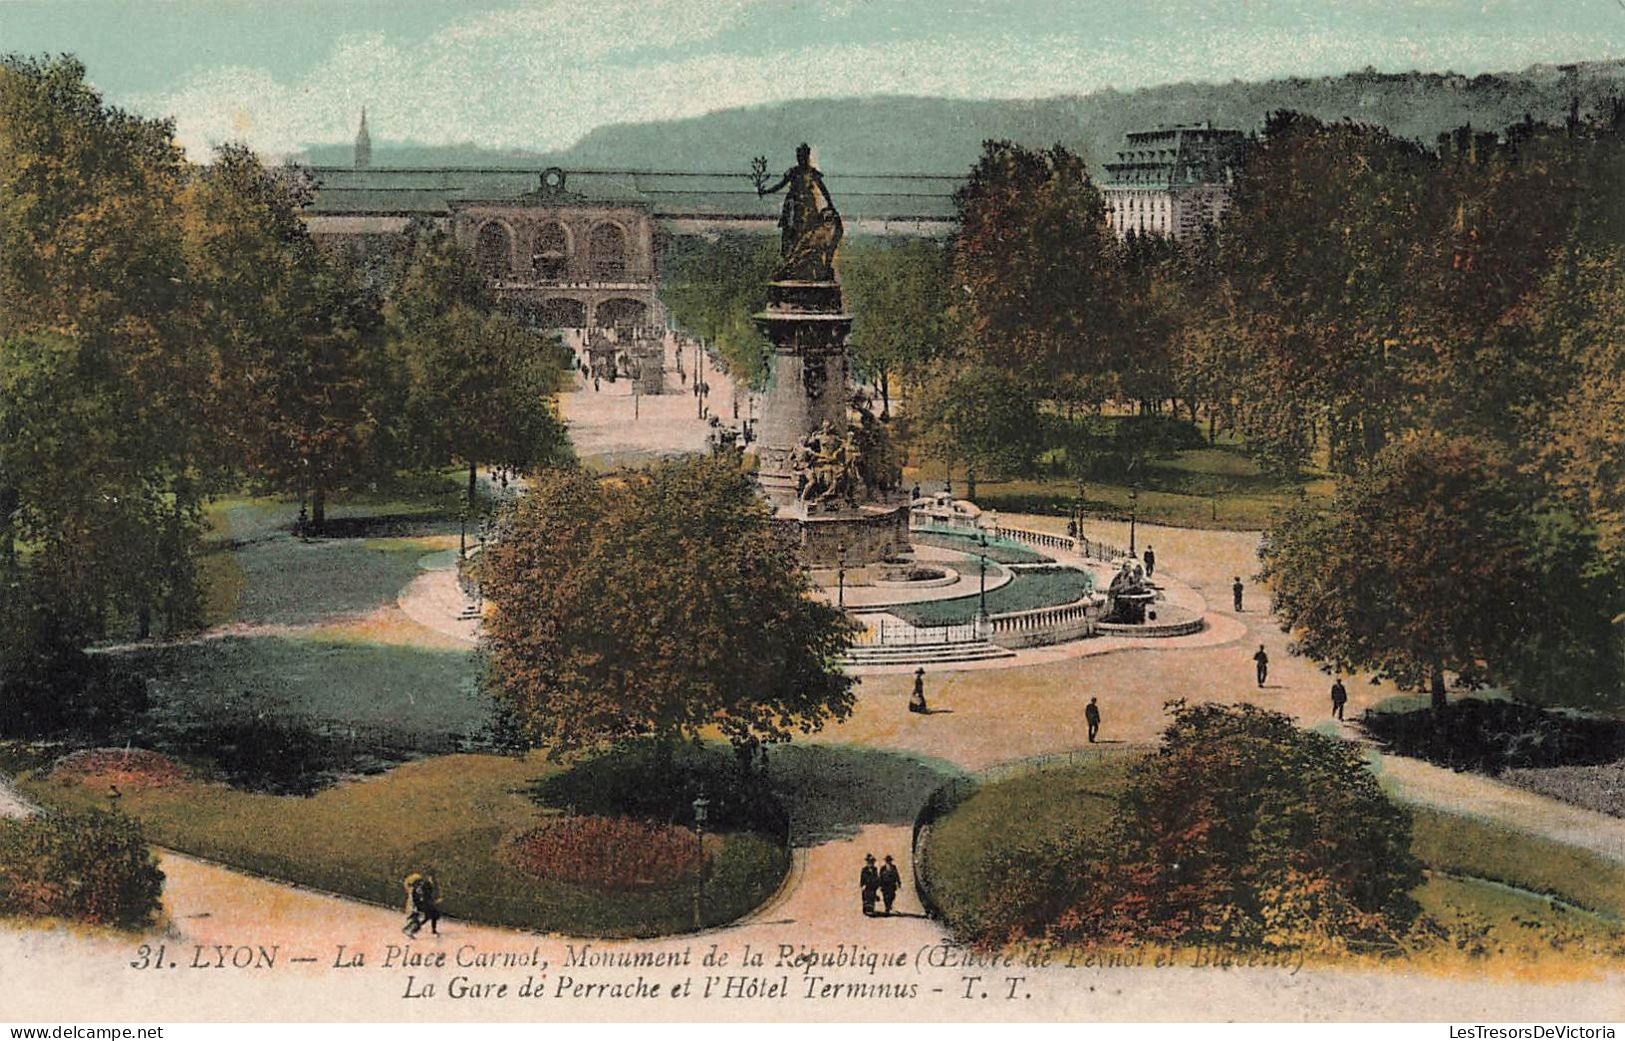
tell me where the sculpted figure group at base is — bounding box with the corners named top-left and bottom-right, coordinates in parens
top-left (790, 396), bottom-right (903, 511)
top-left (792, 421), bottom-right (861, 510)
top-left (753, 143), bottom-right (844, 282)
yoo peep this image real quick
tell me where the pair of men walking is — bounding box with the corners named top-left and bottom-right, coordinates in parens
top-left (860, 853), bottom-right (903, 916)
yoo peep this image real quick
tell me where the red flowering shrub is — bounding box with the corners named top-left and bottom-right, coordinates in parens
top-left (51, 748), bottom-right (191, 792)
top-left (501, 816), bottom-right (703, 889)
top-left (0, 810), bottom-right (164, 928)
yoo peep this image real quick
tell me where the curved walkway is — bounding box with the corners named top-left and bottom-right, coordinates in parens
top-left (5, 517), bottom-right (1623, 1021)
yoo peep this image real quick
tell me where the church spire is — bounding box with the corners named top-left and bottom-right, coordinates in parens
top-left (354, 107), bottom-right (372, 170)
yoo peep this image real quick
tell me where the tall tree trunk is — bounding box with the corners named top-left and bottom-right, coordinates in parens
top-left (879, 371), bottom-right (891, 420)
top-left (966, 466), bottom-right (977, 501)
top-left (468, 461), bottom-right (479, 509)
top-left (1430, 666), bottom-right (1448, 713)
top-left (311, 486), bottom-right (326, 534)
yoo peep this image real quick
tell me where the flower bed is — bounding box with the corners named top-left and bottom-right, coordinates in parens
top-left (501, 816), bottom-right (704, 889)
top-left (50, 748), bottom-right (191, 793)
top-left (1501, 761), bottom-right (1625, 819)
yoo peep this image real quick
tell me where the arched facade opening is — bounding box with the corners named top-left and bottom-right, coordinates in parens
top-left (532, 222), bottom-right (570, 281)
top-left (475, 221), bottom-right (514, 277)
top-left (590, 222), bottom-right (628, 279)
top-left (539, 298), bottom-right (588, 329)
top-left (596, 297), bottom-right (647, 330)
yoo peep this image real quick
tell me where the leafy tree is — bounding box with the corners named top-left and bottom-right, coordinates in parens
top-left (1540, 244), bottom-right (1625, 567)
top-left (840, 236), bottom-right (953, 418)
top-left (251, 249), bottom-right (396, 530)
top-left (951, 141), bottom-right (1119, 403)
top-left (1261, 432), bottom-right (1619, 710)
top-left (658, 233), bottom-right (779, 389)
top-left (910, 359), bottom-right (1043, 492)
top-left (0, 56), bottom-right (209, 636)
top-left (387, 228), bottom-right (571, 506)
top-left (961, 702), bottom-right (1421, 951)
top-left (480, 456), bottom-right (856, 760)
top-left (1197, 114), bottom-right (1438, 475)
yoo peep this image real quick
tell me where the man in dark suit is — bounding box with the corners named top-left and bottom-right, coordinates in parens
top-left (1331, 677), bottom-right (1348, 720)
top-left (1085, 697), bottom-right (1101, 743)
top-left (860, 854), bottom-right (880, 916)
top-left (877, 855), bottom-right (902, 915)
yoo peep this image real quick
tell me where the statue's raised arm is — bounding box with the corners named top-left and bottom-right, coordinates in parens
top-left (750, 142), bottom-right (843, 282)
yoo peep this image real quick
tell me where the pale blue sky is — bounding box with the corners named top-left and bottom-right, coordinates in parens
top-left (2, 0), bottom-right (1621, 157)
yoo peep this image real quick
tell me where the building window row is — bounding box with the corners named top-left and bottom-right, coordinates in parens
top-left (473, 219), bottom-right (634, 280)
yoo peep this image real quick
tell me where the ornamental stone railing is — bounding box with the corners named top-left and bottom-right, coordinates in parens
top-left (992, 525), bottom-right (1074, 554)
top-left (986, 595), bottom-right (1104, 649)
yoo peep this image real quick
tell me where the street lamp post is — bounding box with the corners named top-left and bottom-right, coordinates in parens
top-left (837, 542), bottom-right (847, 609)
top-left (1129, 483), bottom-right (1140, 558)
top-left (476, 517), bottom-right (492, 601)
top-left (691, 794), bottom-right (710, 930)
top-left (978, 553), bottom-right (988, 618)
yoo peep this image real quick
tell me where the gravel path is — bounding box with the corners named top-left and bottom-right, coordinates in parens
top-left (4, 496), bottom-right (1623, 1020)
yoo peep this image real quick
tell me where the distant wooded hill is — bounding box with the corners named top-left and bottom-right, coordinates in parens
top-left (298, 60), bottom-right (1625, 176)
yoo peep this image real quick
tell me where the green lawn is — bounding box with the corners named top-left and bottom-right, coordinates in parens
top-left (892, 566), bottom-right (1094, 626)
top-left (196, 479), bottom-right (470, 629)
top-left (918, 753), bottom-right (1625, 962)
top-left (905, 435), bottom-right (1333, 532)
top-left (921, 751), bottom-right (1137, 926)
top-left (17, 753), bottom-right (788, 938)
top-left (910, 529), bottom-right (1052, 564)
top-left (114, 635), bottom-right (483, 739)
top-left (1407, 805), bottom-right (1625, 919)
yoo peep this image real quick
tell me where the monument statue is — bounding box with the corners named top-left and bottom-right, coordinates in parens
top-left (753, 143), bottom-right (843, 282)
top-left (751, 143), bottom-right (908, 567)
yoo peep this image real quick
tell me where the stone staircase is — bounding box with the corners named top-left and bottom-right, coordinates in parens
top-left (841, 641), bottom-right (1015, 666)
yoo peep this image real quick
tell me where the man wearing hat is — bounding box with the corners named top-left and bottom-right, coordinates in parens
top-left (860, 854), bottom-right (880, 916)
top-left (877, 855), bottom-right (902, 915)
top-left (909, 668), bottom-right (928, 713)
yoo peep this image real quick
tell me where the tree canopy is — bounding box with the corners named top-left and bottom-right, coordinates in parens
top-left (480, 456), bottom-right (857, 759)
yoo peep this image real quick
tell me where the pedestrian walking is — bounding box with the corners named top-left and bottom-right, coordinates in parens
top-left (1232, 577), bottom-right (1244, 612)
top-left (877, 855), bottom-right (901, 915)
top-left (860, 854), bottom-right (880, 916)
top-left (1253, 645), bottom-right (1269, 688)
top-left (909, 668), bottom-right (927, 713)
top-left (1143, 545), bottom-right (1155, 578)
top-left (402, 871), bottom-right (441, 937)
top-left (1331, 677), bottom-right (1348, 720)
top-left (1085, 696), bottom-right (1101, 743)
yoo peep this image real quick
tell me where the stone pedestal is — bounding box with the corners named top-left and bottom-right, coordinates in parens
top-left (779, 501), bottom-right (911, 570)
top-left (753, 280), bottom-right (907, 567)
top-left (754, 281), bottom-right (853, 507)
